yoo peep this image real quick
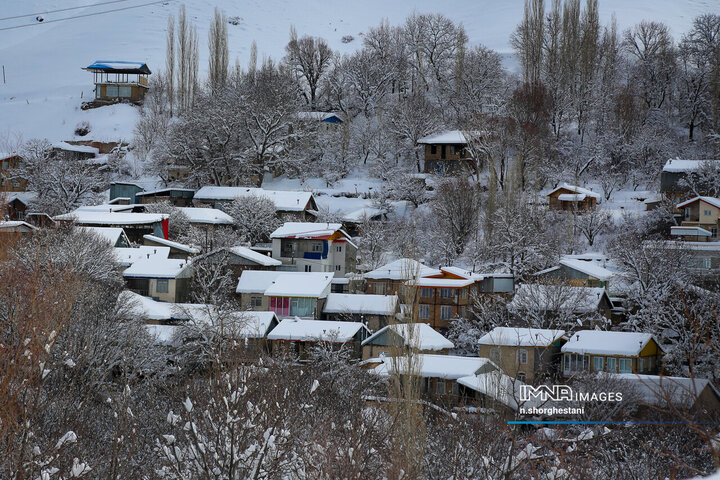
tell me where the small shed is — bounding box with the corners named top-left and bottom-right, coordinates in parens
top-left (547, 183), bottom-right (601, 211)
top-left (83, 60), bottom-right (151, 106)
top-left (267, 318), bottom-right (370, 359)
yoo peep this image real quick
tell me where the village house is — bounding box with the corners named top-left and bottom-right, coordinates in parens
top-left (361, 323), bottom-right (454, 361)
top-left (80, 226), bottom-right (131, 247)
top-left (143, 234), bottom-right (200, 259)
top-left (610, 373), bottom-right (720, 418)
top-left (123, 257), bottom-right (192, 303)
top-left (371, 354), bottom-right (500, 406)
top-left (266, 318), bottom-right (370, 360)
top-left (406, 267), bottom-right (514, 331)
top-left (55, 210), bottom-right (169, 242)
top-left (417, 130), bottom-right (473, 175)
top-left (135, 188), bottom-right (195, 207)
top-left (1, 192), bottom-right (36, 221)
top-left (200, 245), bottom-right (281, 277)
top-left (364, 258), bottom-right (442, 296)
top-left (647, 240), bottom-right (720, 276)
top-left (547, 183), bottom-right (602, 211)
top-left (0, 153), bottom-right (27, 191)
top-left (535, 256), bottom-right (614, 289)
top-left (236, 270), bottom-right (333, 318)
top-left (340, 206), bottom-right (387, 237)
top-left (509, 283), bottom-right (614, 323)
top-left (478, 327), bottom-right (566, 383)
top-left (561, 330), bottom-right (663, 376)
top-left (109, 182), bottom-right (146, 204)
top-left (0, 220), bottom-right (37, 241)
top-left (660, 158), bottom-right (720, 202)
top-left (456, 369), bottom-right (533, 414)
top-left (270, 222), bottom-right (357, 277)
top-left (51, 141), bottom-right (99, 161)
top-left (193, 186), bottom-right (318, 221)
top-left (83, 60), bottom-right (151, 106)
top-left (322, 293), bottom-right (399, 331)
top-left (114, 245), bottom-right (170, 268)
top-left (674, 196), bottom-right (720, 240)
top-left (295, 111), bottom-right (343, 132)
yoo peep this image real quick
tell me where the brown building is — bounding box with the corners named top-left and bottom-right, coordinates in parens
top-left (561, 330), bottom-right (663, 376)
top-left (267, 318), bottom-right (370, 360)
top-left (674, 196), bottom-right (720, 240)
top-left (360, 323), bottom-right (454, 361)
top-left (547, 183), bottom-right (601, 211)
top-left (364, 258), bottom-right (442, 296)
top-left (478, 327), bottom-right (566, 383)
top-left (0, 154), bottom-right (27, 192)
top-left (417, 130), bottom-right (473, 175)
top-left (83, 60), bottom-right (151, 106)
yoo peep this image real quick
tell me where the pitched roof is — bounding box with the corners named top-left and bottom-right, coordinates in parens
top-left (236, 270), bottom-right (285, 293)
top-left (143, 234), bottom-right (200, 254)
top-left (361, 323), bottom-right (454, 351)
top-left (372, 354), bottom-right (497, 380)
top-left (323, 293), bottom-right (398, 316)
top-left (559, 258), bottom-right (614, 281)
top-left (364, 258), bottom-right (442, 280)
top-left (0, 220), bottom-right (37, 231)
top-left (509, 284), bottom-right (610, 313)
top-left (457, 371), bottom-right (529, 410)
top-left (662, 158), bottom-right (718, 173)
top-left (55, 211), bottom-right (167, 225)
top-left (227, 246), bottom-right (282, 266)
top-left (79, 226), bottom-right (128, 246)
top-left (608, 373), bottom-right (719, 408)
top-left (548, 183), bottom-right (602, 200)
top-left (178, 207), bottom-right (234, 225)
top-left (561, 330), bottom-right (657, 356)
top-left (267, 318), bottom-right (369, 342)
top-left (122, 258), bottom-right (190, 279)
top-left (478, 327), bottom-right (565, 347)
top-left (194, 186), bottom-right (314, 212)
top-left (676, 196), bottom-right (720, 210)
top-left (263, 272), bottom-right (333, 298)
top-left (270, 222), bottom-right (344, 238)
top-left (417, 130), bottom-right (468, 144)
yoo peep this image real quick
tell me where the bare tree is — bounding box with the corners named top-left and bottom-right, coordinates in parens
top-left (208, 7), bottom-right (229, 92)
top-left (285, 29), bottom-right (333, 110)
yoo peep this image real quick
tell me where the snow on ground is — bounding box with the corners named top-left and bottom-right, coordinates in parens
top-left (0, 0), bottom-right (716, 143)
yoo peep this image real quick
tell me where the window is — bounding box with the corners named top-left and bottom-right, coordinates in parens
top-left (439, 288), bottom-right (454, 298)
top-left (118, 86), bottom-right (132, 97)
top-left (430, 145), bottom-right (437, 155)
top-left (156, 279), bottom-right (169, 293)
top-left (250, 296), bottom-right (263, 308)
top-left (606, 357), bottom-right (617, 373)
top-left (1, 161), bottom-right (7, 169)
top-left (421, 288), bottom-right (433, 298)
top-left (491, 348), bottom-right (501, 363)
top-left (335, 265), bottom-right (341, 271)
top-left (517, 372), bottom-right (526, 382)
top-left (304, 265), bottom-right (312, 272)
top-left (374, 282), bottom-right (386, 295)
top-left (418, 304), bottom-right (430, 319)
top-left (563, 353), bottom-right (589, 374)
top-left (638, 357), bottom-right (645, 373)
top-left (712, 227), bottom-right (718, 239)
top-left (270, 297), bottom-right (315, 317)
top-left (684, 208), bottom-right (690, 220)
top-left (704, 209), bottom-right (712, 217)
top-left (106, 85), bottom-right (119, 97)
top-left (449, 146), bottom-right (456, 155)
top-left (336, 245), bottom-right (342, 252)
top-left (619, 358), bottom-right (632, 373)
top-left (452, 382), bottom-right (459, 395)
top-left (311, 242), bottom-right (323, 252)
top-left (436, 380), bottom-right (446, 395)
top-left (440, 305), bottom-right (452, 320)
top-left (518, 349), bottom-right (528, 364)
top-left (593, 356), bottom-right (604, 372)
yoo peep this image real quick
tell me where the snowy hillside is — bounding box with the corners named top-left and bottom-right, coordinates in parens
top-left (0, 0), bottom-right (716, 143)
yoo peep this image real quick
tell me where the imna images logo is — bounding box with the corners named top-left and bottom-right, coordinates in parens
top-left (519, 384), bottom-right (623, 403)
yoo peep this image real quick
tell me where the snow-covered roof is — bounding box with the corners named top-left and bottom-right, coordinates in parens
top-left (143, 234), bottom-right (200, 254)
top-left (270, 222), bottom-right (344, 238)
top-left (561, 330), bottom-right (657, 356)
top-left (227, 246), bottom-right (282, 266)
top-left (85, 60), bottom-right (150, 74)
top-left (296, 111), bottom-right (342, 122)
top-left (144, 324), bottom-right (179, 346)
top-left (440, 266), bottom-right (484, 280)
top-left (608, 373), bottom-right (719, 409)
top-left (236, 270), bottom-right (285, 293)
top-left (323, 293), bottom-right (398, 316)
top-left (557, 193), bottom-right (587, 202)
top-left (74, 204), bottom-right (139, 213)
top-left (194, 186), bottom-right (314, 212)
top-left (670, 226), bottom-right (712, 237)
top-left (122, 258), bottom-right (190, 279)
top-left (417, 130), bottom-right (468, 144)
top-left (4, 191), bottom-right (37, 205)
top-left (509, 284), bottom-right (610, 314)
top-left (267, 318), bottom-right (369, 342)
top-left (52, 141), bottom-right (99, 155)
top-left (342, 206), bottom-right (386, 223)
top-left (264, 272), bottom-right (333, 298)
top-left (0, 220), bottom-right (37, 231)
top-left (559, 258), bottom-right (614, 281)
top-left (55, 211), bottom-right (167, 225)
top-left (372, 354), bottom-right (497, 380)
top-left (457, 371), bottom-right (528, 411)
top-left (362, 323), bottom-right (454, 351)
top-left (178, 207), bottom-right (234, 225)
top-left (135, 188), bottom-right (195, 196)
top-left (478, 327), bottom-right (565, 347)
top-left (408, 277), bottom-right (475, 288)
top-left (114, 246), bottom-right (170, 267)
top-left (79, 226), bottom-right (127, 246)
top-left (364, 258), bottom-right (442, 280)
top-left (676, 196), bottom-right (720, 210)
top-left (662, 158), bottom-right (717, 173)
top-left (548, 183), bottom-right (602, 200)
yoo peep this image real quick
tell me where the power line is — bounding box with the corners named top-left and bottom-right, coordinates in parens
top-left (0, 0), bottom-right (170, 32)
top-left (0, 0), bottom-right (133, 22)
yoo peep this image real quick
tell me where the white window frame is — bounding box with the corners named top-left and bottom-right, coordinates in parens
top-left (440, 305), bottom-right (452, 320)
top-left (156, 279), bottom-right (169, 293)
top-left (436, 379), bottom-right (446, 395)
top-left (418, 304), bottom-right (430, 319)
top-left (518, 349), bottom-right (528, 364)
top-left (619, 358), bottom-right (632, 373)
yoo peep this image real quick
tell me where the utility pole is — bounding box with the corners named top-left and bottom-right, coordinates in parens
top-left (2, 65), bottom-right (6, 84)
